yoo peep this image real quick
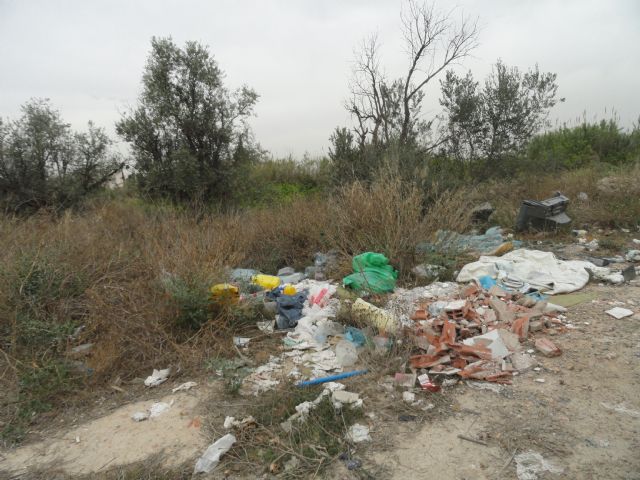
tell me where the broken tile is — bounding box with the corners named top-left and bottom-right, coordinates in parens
top-left (535, 337), bottom-right (562, 357)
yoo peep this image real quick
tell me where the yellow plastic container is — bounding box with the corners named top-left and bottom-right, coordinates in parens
top-left (210, 283), bottom-right (239, 302)
top-left (282, 284), bottom-right (296, 295)
top-left (251, 274), bottom-right (281, 290)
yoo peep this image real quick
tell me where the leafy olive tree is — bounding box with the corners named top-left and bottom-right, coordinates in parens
top-left (439, 59), bottom-right (560, 173)
top-left (0, 99), bottom-right (123, 213)
top-left (117, 37), bottom-right (258, 202)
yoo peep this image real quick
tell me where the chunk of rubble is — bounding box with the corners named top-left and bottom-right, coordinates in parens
top-left (332, 390), bottom-right (360, 404)
top-left (463, 329), bottom-right (520, 359)
top-left (489, 297), bottom-right (516, 322)
top-left (510, 352), bottom-right (536, 371)
top-left (535, 337), bottom-right (562, 357)
top-left (605, 307), bottom-right (634, 319)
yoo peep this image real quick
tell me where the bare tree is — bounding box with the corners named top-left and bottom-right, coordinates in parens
top-left (346, 0), bottom-right (479, 148)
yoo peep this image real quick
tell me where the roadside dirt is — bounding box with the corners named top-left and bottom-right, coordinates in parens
top-left (1, 283), bottom-right (639, 479)
top-left (0, 388), bottom-right (209, 477)
top-left (338, 283), bottom-right (640, 480)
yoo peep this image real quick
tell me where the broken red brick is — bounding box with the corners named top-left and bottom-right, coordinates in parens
top-left (409, 354), bottom-right (450, 368)
top-left (535, 337), bottom-right (562, 357)
top-left (511, 315), bottom-right (530, 340)
top-left (462, 284), bottom-right (479, 298)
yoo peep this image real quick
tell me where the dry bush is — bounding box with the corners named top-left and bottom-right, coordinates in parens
top-left (468, 163), bottom-right (640, 229)
top-left (326, 177), bottom-right (473, 275)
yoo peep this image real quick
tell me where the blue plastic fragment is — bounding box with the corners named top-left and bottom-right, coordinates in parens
top-left (345, 326), bottom-right (366, 347)
top-left (296, 369), bottom-right (368, 387)
top-left (478, 275), bottom-right (497, 290)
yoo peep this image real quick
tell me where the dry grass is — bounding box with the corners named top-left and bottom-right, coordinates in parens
top-left (1, 163), bottom-right (638, 445)
top-left (475, 163), bottom-right (640, 228)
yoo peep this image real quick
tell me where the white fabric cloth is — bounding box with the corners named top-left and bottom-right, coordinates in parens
top-left (456, 249), bottom-right (604, 295)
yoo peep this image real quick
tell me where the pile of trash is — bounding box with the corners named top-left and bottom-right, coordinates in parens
top-left (215, 247), bottom-right (638, 394)
top-left (406, 279), bottom-right (565, 384)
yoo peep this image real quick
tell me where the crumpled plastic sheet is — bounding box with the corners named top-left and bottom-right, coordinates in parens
top-left (456, 249), bottom-right (621, 294)
top-left (417, 226), bottom-right (520, 255)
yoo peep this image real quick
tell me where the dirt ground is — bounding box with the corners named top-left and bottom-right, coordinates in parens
top-left (355, 283), bottom-right (640, 480)
top-left (1, 282), bottom-right (639, 479)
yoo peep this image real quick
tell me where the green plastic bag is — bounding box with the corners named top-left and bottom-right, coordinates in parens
top-left (343, 252), bottom-right (398, 293)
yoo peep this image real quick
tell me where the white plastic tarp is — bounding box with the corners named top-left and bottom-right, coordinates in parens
top-left (456, 249), bottom-right (602, 295)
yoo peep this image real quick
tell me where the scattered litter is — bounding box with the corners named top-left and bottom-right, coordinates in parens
top-left (343, 252), bottom-right (398, 293)
top-left (457, 249), bottom-right (599, 294)
top-left (606, 307), bottom-right (634, 319)
top-left (256, 320), bottom-right (274, 333)
top-left (534, 378), bottom-right (546, 383)
top-left (194, 433), bottom-right (236, 474)
top-left (351, 298), bottom-right (399, 333)
top-left (233, 337), bottom-right (251, 347)
top-left (172, 381), bottom-right (197, 393)
top-left (515, 193), bottom-right (571, 232)
top-left (514, 451), bottom-right (563, 480)
top-left (393, 372), bottom-right (416, 388)
top-left (402, 391), bottom-right (416, 403)
top-left (149, 402), bottom-right (171, 418)
top-left (346, 424), bottom-right (371, 443)
top-left (412, 263), bottom-right (446, 278)
top-left (131, 411), bottom-right (149, 422)
top-left (252, 274), bottom-right (281, 290)
top-left (335, 339), bottom-right (358, 367)
top-left (296, 369), bottom-right (368, 387)
top-left (418, 373), bottom-right (440, 392)
top-left (223, 416), bottom-right (256, 429)
top-left (626, 250), bottom-right (640, 262)
top-left (144, 368), bottom-right (170, 387)
top-left (332, 390), bottom-right (360, 404)
top-left (601, 402), bottom-right (640, 418)
top-left (210, 283), bottom-right (239, 303)
top-left (417, 226), bottom-right (519, 255)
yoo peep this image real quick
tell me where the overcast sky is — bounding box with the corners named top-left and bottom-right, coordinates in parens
top-left (1, 0), bottom-right (639, 158)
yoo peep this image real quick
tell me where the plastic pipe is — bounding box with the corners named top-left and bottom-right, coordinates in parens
top-left (296, 369), bottom-right (368, 387)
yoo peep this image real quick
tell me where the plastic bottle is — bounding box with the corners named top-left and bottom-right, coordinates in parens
top-left (251, 274), bottom-right (281, 290)
top-left (282, 284), bottom-right (296, 295)
top-left (210, 283), bottom-right (239, 303)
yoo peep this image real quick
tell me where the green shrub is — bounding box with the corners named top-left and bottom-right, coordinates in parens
top-left (160, 273), bottom-right (211, 330)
